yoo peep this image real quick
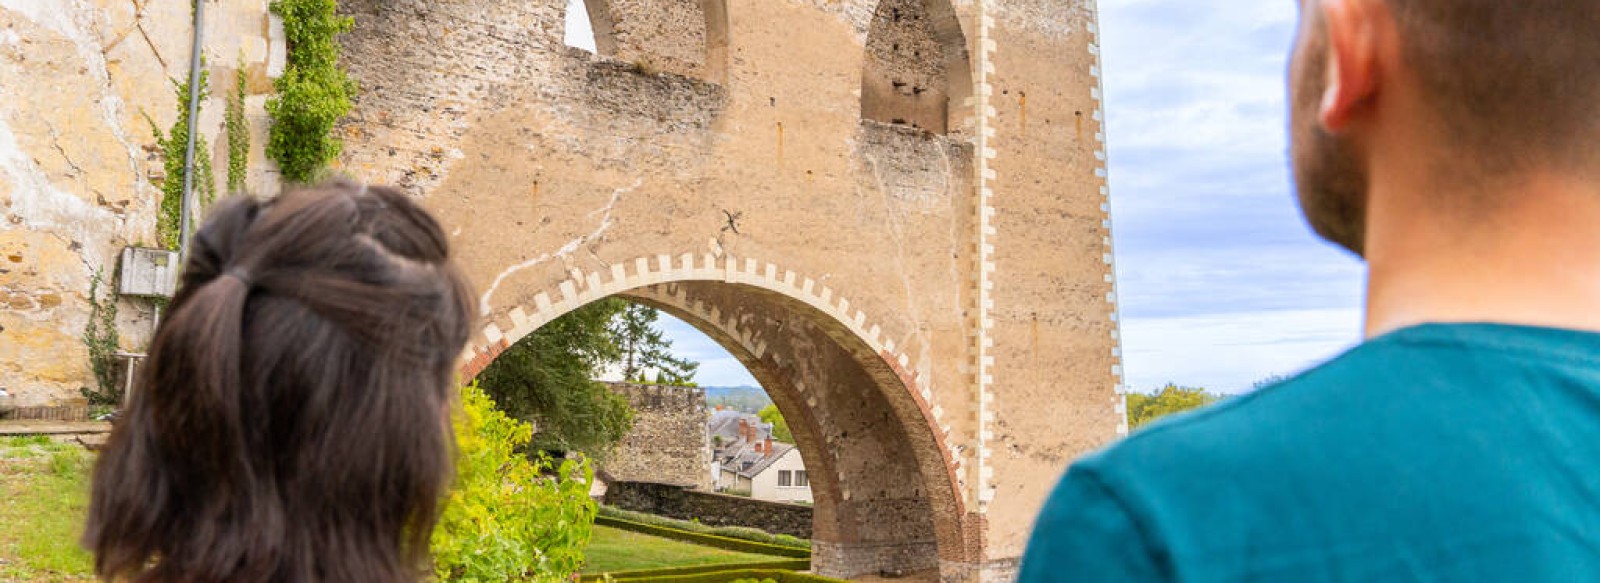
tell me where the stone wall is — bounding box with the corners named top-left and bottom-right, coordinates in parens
top-left (606, 0), bottom-right (711, 80)
top-left (814, 540), bottom-right (940, 579)
top-left (0, 0), bottom-right (281, 409)
top-left (861, 0), bottom-right (949, 133)
top-left (601, 382), bottom-right (712, 490)
top-left (604, 480), bottom-right (814, 539)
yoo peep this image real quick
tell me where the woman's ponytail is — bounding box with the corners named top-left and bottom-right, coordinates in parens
top-left (86, 182), bottom-right (474, 583)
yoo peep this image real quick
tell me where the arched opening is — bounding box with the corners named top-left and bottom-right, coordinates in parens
top-left (860, 0), bottom-right (972, 134)
top-left (468, 276), bottom-right (969, 580)
top-left (560, 0), bottom-right (729, 83)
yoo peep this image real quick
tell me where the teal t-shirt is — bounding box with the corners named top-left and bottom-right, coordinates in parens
top-left (1020, 323), bottom-right (1600, 582)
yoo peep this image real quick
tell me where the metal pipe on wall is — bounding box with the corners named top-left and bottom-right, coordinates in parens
top-left (176, 0), bottom-right (206, 265)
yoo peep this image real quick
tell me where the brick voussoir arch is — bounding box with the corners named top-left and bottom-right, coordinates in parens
top-left (459, 251), bottom-right (968, 519)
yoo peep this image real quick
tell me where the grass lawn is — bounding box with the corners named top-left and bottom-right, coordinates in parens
top-left (0, 436), bottom-right (96, 582)
top-left (581, 525), bottom-right (782, 574)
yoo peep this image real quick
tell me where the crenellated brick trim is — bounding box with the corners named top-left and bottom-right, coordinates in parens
top-left (965, 0), bottom-right (999, 512)
top-left (1085, 0), bottom-right (1129, 437)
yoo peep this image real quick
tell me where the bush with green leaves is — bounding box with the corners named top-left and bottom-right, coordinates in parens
top-left (267, 0), bottom-right (355, 183)
top-left (431, 383), bottom-right (598, 582)
top-left (478, 299), bottom-right (636, 460)
top-left (1126, 384), bottom-right (1223, 430)
top-left (756, 405), bottom-right (792, 443)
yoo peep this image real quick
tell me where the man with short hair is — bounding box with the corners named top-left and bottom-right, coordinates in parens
top-left (1020, 0), bottom-right (1600, 580)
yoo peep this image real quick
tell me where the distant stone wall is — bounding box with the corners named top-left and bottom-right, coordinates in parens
top-left (601, 382), bottom-right (711, 490)
top-left (605, 480), bottom-right (814, 539)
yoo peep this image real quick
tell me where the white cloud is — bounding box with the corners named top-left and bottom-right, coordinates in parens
top-left (1102, 0), bottom-right (1368, 393)
top-left (1122, 307), bottom-right (1363, 393)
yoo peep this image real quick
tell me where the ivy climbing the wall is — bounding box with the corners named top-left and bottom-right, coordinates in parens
top-left (147, 69), bottom-right (216, 251)
top-left (80, 269), bottom-right (122, 408)
top-left (267, 0), bottom-right (355, 184)
top-left (226, 65), bottom-right (250, 193)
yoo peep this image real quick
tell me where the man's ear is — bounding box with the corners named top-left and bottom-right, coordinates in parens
top-left (1318, 0), bottom-right (1382, 132)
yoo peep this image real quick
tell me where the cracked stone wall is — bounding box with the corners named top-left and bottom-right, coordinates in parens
top-left (0, 0), bottom-right (279, 408)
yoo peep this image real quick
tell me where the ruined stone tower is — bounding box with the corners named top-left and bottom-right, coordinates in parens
top-left (1, 0), bottom-right (1125, 580)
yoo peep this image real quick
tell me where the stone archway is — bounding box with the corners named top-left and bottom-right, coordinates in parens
top-left (330, 0), bottom-right (1125, 577)
top-left (460, 254), bottom-right (976, 579)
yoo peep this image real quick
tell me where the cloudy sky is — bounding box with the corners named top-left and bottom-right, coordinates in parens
top-left (644, 1), bottom-right (1369, 393)
top-left (1099, 0), bottom-right (1366, 393)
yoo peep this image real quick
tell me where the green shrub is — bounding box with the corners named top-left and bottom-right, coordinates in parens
top-left (596, 507), bottom-right (810, 550)
top-left (431, 383), bottom-right (598, 582)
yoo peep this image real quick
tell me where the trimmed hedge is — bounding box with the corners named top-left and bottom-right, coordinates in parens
top-left (595, 516), bottom-right (809, 559)
top-left (598, 506), bottom-right (811, 549)
top-left (580, 560), bottom-right (810, 582)
top-left (604, 569), bottom-right (847, 583)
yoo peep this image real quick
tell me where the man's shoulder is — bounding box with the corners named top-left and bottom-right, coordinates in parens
top-left (1092, 322), bottom-right (1598, 478)
top-left (1108, 351), bottom-right (1379, 458)
top-left (1079, 330), bottom-right (1455, 491)
top-left (1027, 324), bottom-right (1600, 578)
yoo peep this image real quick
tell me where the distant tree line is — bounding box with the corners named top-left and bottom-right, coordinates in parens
top-left (1126, 384), bottom-right (1221, 430)
top-left (1125, 376), bottom-right (1286, 430)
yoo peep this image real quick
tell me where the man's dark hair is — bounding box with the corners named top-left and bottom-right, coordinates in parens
top-left (1388, 0), bottom-right (1600, 173)
top-left (84, 181), bottom-right (475, 582)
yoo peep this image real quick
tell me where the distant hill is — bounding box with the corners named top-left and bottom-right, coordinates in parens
top-left (704, 385), bottom-right (771, 413)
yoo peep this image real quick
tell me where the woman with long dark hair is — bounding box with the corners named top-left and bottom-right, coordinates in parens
top-left (85, 181), bottom-right (476, 582)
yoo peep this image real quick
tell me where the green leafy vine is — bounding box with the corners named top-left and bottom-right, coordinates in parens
top-left (226, 64), bottom-right (250, 193)
top-left (147, 67), bottom-right (215, 251)
top-left (80, 269), bottom-right (122, 408)
top-left (266, 0), bottom-right (355, 184)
